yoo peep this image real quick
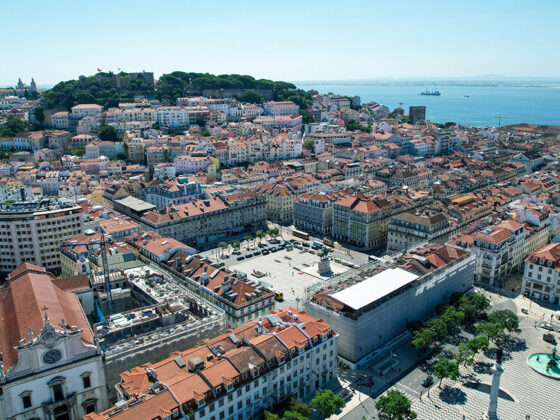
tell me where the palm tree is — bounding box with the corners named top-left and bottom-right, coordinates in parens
top-left (256, 230), bottom-right (266, 244)
top-left (218, 242), bottom-right (227, 257)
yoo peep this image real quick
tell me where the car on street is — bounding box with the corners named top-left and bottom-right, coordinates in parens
top-left (245, 253), bottom-right (252, 258)
top-left (302, 242), bottom-right (310, 248)
top-left (542, 323), bottom-right (554, 331)
top-left (270, 246), bottom-right (278, 252)
top-left (262, 249), bottom-right (270, 255)
top-left (422, 376), bottom-right (433, 387)
top-left (236, 256), bottom-right (245, 261)
top-left (521, 308), bottom-right (529, 314)
top-left (253, 250), bottom-right (261, 256)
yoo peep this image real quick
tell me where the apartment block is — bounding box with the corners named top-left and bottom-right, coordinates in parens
top-left (86, 308), bottom-right (337, 420)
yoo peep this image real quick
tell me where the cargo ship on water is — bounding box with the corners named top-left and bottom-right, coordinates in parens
top-left (420, 88), bottom-right (441, 96)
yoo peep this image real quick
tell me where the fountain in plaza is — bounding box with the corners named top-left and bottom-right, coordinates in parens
top-left (527, 347), bottom-right (560, 379)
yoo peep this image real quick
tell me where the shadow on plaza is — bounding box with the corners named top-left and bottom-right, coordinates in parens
top-left (438, 385), bottom-right (467, 405)
top-left (463, 381), bottom-right (515, 402)
top-left (418, 348), bottom-right (455, 373)
top-left (473, 361), bottom-right (494, 375)
top-left (483, 336), bottom-right (527, 363)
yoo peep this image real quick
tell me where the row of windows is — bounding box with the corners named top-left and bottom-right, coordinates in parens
top-left (22, 374), bottom-right (92, 410)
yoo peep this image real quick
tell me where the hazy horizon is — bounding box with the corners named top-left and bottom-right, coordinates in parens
top-left (3, 74), bottom-right (560, 90)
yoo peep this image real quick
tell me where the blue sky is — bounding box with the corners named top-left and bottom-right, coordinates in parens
top-left (1, 0), bottom-right (559, 85)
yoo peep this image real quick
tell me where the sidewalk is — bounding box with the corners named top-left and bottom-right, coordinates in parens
top-left (312, 340), bottom-right (430, 419)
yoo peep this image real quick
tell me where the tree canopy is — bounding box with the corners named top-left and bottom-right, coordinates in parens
top-left (375, 390), bottom-right (417, 420)
top-left (303, 140), bottom-right (315, 151)
top-left (240, 89), bottom-right (263, 104)
top-left (98, 125), bottom-right (119, 141)
top-left (42, 71), bottom-right (313, 111)
top-left (0, 118), bottom-right (30, 137)
top-left (345, 119), bottom-right (371, 133)
top-left (488, 310), bottom-right (520, 334)
top-left (476, 322), bottom-right (504, 343)
top-left (433, 358), bottom-right (460, 388)
top-left (43, 72), bottom-right (153, 110)
top-left (33, 106), bottom-right (45, 125)
top-left (310, 389), bottom-right (345, 418)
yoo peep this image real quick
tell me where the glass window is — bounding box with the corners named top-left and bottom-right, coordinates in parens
top-left (22, 394), bottom-right (32, 409)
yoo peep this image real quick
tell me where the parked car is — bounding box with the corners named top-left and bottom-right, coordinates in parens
top-left (302, 242), bottom-right (310, 248)
top-left (236, 256), bottom-right (245, 261)
top-left (422, 376), bottom-right (433, 387)
top-left (253, 250), bottom-right (261, 256)
top-left (262, 249), bottom-right (270, 255)
top-left (270, 246), bottom-right (278, 252)
top-left (245, 253), bottom-right (252, 258)
top-left (521, 308), bottom-right (529, 315)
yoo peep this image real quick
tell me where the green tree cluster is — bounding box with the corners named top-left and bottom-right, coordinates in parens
top-left (433, 357), bottom-right (460, 388)
top-left (0, 118), bottom-right (30, 137)
top-left (98, 125), bottom-right (119, 141)
top-left (303, 140), bottom-right (315, 152)
top-left (375, 389), bottom-right (417, 420)
top-left (43, 72), bottom-right (153, 110)
top-left (411, 292), bottom-right (489, 353)
top-left (71, 146), bottom-right (86, 156)
top-left (155, 72), bottom-right (313, 109)
top-left (33, 106), bottom-right (45, 125)
top-left (310, 389), bottom-right (345, 419)
top-left (263, 398), bottom-right (311, 420)
top-left (241, 89), bottom-right (263, 104)
top-left (345, 119), bottom-right (372, 133)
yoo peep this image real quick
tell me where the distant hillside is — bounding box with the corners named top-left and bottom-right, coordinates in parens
top-left (42, 71), bottom-right (312, 110)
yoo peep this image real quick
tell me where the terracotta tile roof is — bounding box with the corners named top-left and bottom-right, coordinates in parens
top-left (0, 264), bottom-right (93, 372)
top-left (99, 308), bottom-right (333, 419)
top-left (52, 274), bottom-right (90, 293)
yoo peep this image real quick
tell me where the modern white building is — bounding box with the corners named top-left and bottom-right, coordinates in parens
top-left (0, 200), bottom-right (84, 274)
top-left (306, 244), bottom-right (475, 368)
top-left (263, 101), bottom-right (300, 116)
top-left (0, 263), bottom-right (108, 420)
top-left (71, 104), bottom-right (103, 119)
top-left (155, 106), bottom-right (189, 127)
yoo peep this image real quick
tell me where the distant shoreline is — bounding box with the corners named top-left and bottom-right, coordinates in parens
top-left (295, 81), bottom-right (556, 88)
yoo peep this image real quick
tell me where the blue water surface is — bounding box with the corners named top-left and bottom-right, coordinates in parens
top-left (296, 83), bottom-right (560, 127)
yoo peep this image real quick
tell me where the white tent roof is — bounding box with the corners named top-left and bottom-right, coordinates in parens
top-left (331, 267), bottom-right (418, 311)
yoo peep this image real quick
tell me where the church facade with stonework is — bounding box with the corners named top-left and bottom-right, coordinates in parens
top-left (0, 263), bottom-right (108, 420)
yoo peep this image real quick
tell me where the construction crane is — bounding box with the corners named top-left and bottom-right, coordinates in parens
top-left (60, 237), bottom-right (114, 315)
